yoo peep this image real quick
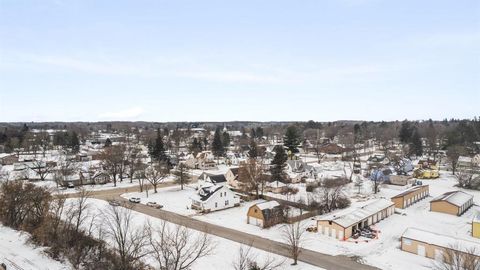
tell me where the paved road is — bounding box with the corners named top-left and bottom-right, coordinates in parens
top-left (73, 185), bottom-right (379, 270)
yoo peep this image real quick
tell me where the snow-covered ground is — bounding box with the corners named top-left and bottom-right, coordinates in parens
top-left (66, 198), bottom-right (322, 270)
top-left (122, 184), bottom-right (198, 216)
top-left (0, 225), bottom-right (71, 270)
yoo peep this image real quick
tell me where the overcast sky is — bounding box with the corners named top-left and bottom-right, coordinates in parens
top-left (0, 0), bottom-right (479, 122)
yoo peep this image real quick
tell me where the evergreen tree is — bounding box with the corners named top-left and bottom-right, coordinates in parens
top-left (222, 131), bottom-right (231, 148)
top-left (211, 128), bottom-right (225, 158)
top-left (190, 138), bottom-right (202, 156)
top-left (149, 129), bottom-right (168, 162)
top-left (104, 138), bottom-right (112, 147)
top-left (69, 131), bottom-right (80, 154)
top-left (250, 128), bottom-right (256, 138)
top-left (283, 126), bottom-right (300, 157)
top-left (270, 145), bottom-right (288, 182)
top-left (398, 120), bottom-right (413, 143)
top-left (248, 139), bottom-right (258, 159)
top-left (410, 128), bottom-right (423, 156)
top-left (255, 127), bottom-right (264, 139)
top-left (203, 137), bottom-right (208, 151)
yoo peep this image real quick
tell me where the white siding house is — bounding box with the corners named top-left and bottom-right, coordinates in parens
top-left (190, 185), bottom-right (240, 212)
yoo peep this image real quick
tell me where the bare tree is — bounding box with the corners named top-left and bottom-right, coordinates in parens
top-left (232, 244), bottom-right (284, 270)
top-left (29, 160), bottom-right (55, 181)
top-left (100, 145), bottom-right (126, 187)
top-left (125, 145), bottom-right (143, 183)
top-left (433, 244), bottom-right (480, 270)
top-left (56, 158), bottom-right (80, 187)
top-left (145, 161), bottom-right (169, 193)
top-left (65, 188), bottom-right (92, 234)
top-left (37, 131), bottom-right (51, 158)
top-left (282, 222), bottom-right (306, 265)
top-left (238, 158), bottom-right (268, 198)
top-left (149, 221), bottom-right (215, 270)
top-left (173, 163), bottom-right (191, 190)
top-left (446, 145), bottom-right (465, 175)
top-left (316, 178), bottom-right (350, 212)
top-left (103, 203), bottom-right (151, 270)
top-left (134, 163), bottom-right (148, 193)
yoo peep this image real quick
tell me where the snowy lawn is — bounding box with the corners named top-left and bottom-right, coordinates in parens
top-left (0, 225), bottom-right (71, 270)
top-left (121, 184), bottom-right (198, 216)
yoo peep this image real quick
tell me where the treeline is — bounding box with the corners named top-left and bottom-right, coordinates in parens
top-left (0, 124), bottom-right (81, 154)
top-left (0, 182), bottom-right (125, 269)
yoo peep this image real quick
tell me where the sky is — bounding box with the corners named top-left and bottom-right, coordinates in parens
top-left (0, 0), bottom-right (479, 122)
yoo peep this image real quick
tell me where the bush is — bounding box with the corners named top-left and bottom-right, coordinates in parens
top-left (336, 196), bottom-right (351, 209)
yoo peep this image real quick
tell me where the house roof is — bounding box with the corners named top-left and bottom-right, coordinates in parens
top-left (256, 201), bottom-right (281, 210)
top-left (319, 199), bottom-right (394, 228)
top-left (391, 185), bottom-right (428, 199)
top-left (458, 156), bottom-right (472, 163)
top-left (430, 191), bottom-right (473, 207)
top-left (209, 174), bottom-right (227, 184)
top-left (193, 185), bottom-right (224, 202)
top-left (402, 227), bottom-right (480, 256)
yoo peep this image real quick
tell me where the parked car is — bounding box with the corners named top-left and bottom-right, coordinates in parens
top-left (129, 197), bottom-right (141, 203)
top-left (67, 182), bottom-right (75, 188)
top-left (146, 202), bottom-right (163, 209)
top-left (108, 200), bottom-right (121, 206)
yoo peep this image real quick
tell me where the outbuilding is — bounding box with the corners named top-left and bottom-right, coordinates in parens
top-left (317, 198), bottom-right (395, 240)
top-left (391, 185), bottom-right (429, 209)
top-left (473, 214), bottom-right (480, 239)
top-left (401, 227), bottom-right (480, 261)
top-left (247, 201), bottom-right (284, 228)
top-left (430, 191), bottom-right (474, 216)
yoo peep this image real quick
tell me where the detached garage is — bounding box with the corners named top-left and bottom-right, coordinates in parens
top-left (247, 201), bottom-right (284, 228)
top-left (317, 198), bottom-right (395, 240)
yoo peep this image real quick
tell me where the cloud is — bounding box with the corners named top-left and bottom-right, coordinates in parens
top-left (23, 55), bottom-right (151, 77)
top-left (98, 107), bottom-right (145, 119)
top-left (175, 70), bottom-right (292, 83)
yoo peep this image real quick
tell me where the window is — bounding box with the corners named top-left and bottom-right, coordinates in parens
top-left (215, 202), bottom-right (218, 208)
top-left (254, 209), bottom-right (257, 213)
top-left (403, 238), bottom-right (412, 245)
top-left (225, 200), bottom-right (229, 206)
top-left (220, 192), bottom-right (222, 197)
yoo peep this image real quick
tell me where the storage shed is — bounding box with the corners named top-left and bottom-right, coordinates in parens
top-left (391, 185), bottom-right (429, 209)
top-left (430, 191), bottom-right (474, 216)
top-left (317, 198), bottom-right (395, 240)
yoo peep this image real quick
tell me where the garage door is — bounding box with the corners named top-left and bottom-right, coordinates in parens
top-left (338, 230), bottom-right (344, 240)
top-left (435, 249), bottom-right (443, 261)
top-left (250, 217), bottom-right (263, 227)
top-left (418, 245), bottom-right (426, 257)
top-left (330, 228), bottom-right (336, 238)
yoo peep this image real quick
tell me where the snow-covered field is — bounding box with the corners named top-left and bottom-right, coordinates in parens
top-left (0, 225), bottom-right (71, 270)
